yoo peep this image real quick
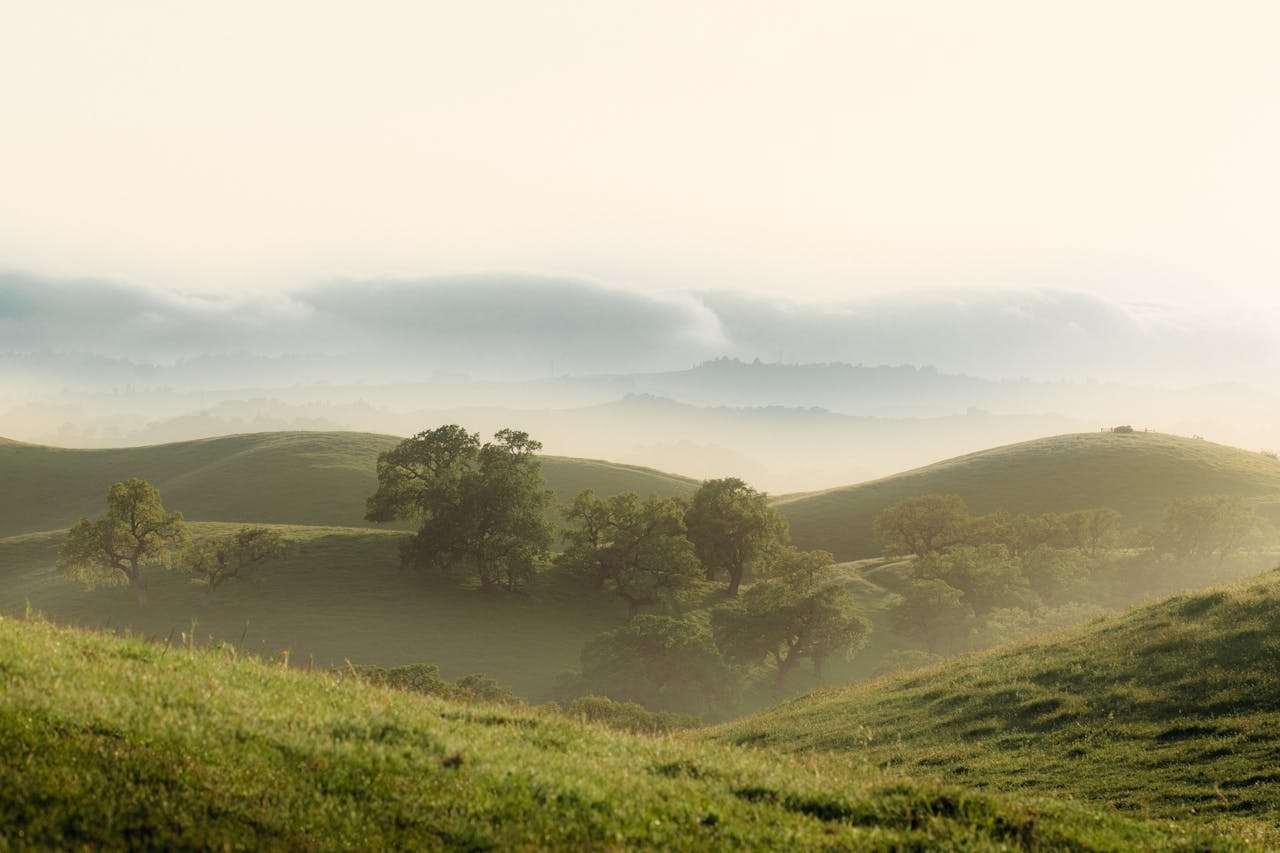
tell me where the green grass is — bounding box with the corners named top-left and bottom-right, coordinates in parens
top-left (0, 522), bottom-right (633, 701)
top-left (711, 567), bottom-right (1280, 843)
top-left (0, 430), bottom-right (697, 538)
top-left (777, 431), bottom-right (1280, 560)
top-left (0, 614), bottom-right (1257, 851)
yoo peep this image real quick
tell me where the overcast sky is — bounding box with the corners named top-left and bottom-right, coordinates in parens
top-left (3, 2), bottom-right (1279, 316)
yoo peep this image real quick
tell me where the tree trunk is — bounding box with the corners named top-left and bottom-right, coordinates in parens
top-left (134, 582), bottom-right (149, 608)
top-left (728, 567), bottom-right (743, 596)
top-left (774, 652), bottom-right (797, 690)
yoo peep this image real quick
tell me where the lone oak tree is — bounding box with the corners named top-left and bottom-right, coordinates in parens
top-left (366, 425), bottom-right (552, 592)
top-left (684, 477), bottom-right (788, 596)
top-left (57, 477), bottom-right (186, 607)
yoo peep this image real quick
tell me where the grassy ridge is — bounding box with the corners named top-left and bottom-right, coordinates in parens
top-left (0, 431), bottom-right (698, 538)
top-left (0, 615), bottom-right (1252, 851)
top-left (712, 569), bottom-right (1280, 840)
top-left (777, 431), bottom-right (1280, 560)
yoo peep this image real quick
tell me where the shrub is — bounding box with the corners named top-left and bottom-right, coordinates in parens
top-left (565, 695), bottom-right (701, 734)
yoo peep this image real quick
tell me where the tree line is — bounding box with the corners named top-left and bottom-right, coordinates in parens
top-left (876, 491), bottom-right (1274, 659)
top-left (57, 478), bottom-right (288, 608)
top-left (363, 426), bottom-right (872, 714)
top-left (57, 424), bottom-right (1274, 719)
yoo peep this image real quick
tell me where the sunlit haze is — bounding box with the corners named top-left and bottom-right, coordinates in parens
top-left (3, 2), bottom-right (1279, 309)
top-left (3, 2), bottom-right (1279, 490)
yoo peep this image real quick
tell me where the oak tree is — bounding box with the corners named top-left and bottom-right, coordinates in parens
top-left (57, 477), bottom-right (186, 607)
top-left (684, 477), bottom-right (788, 595)
top-left (366, 426), bottom-right (553, 591)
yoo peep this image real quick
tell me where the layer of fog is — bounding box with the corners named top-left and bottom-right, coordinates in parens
top-left (3, 271), bottom-right (1277, 492)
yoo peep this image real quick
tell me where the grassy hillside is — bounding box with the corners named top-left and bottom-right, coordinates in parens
top-left (0, 522), bottom-right (634, 701)
top-left (0, 430), bottom-right (697, 537)
top-left (712, 568), bottom-right (1280, 841)
top-left (778, 431), bottom-right (1280, 560)
top-left (0, 615), bottom-right (1253, 851)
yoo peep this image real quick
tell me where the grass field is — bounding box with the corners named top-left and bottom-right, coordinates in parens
top-left (777, 431), bottom-right (1280, 560)
top-left (0, 522), bottom-right (637, 701)
top-left (0, 612), bottom-right (1259, 851)
top-left (712, 568), bottom-right (1280, 843)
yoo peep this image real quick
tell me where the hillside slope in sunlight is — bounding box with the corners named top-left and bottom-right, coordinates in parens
top-left (711, 568), bottom-right (1280, 835)
top-left (0, 614), bottom-right (1256, 851)
top-left (0, 431), bottom-right (697, 537)
top-left (777, 431), bottom-right (1280, 560)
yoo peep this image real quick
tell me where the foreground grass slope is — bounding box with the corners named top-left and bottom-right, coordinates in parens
top-left (713, 568), bottom-right (1280, 839)
top-left (0, 616), bottom-right (1252, 851)
top-left (778, 431), bottom-right (1280, 560)
top-left (0, 431), bottom-right (697, 538)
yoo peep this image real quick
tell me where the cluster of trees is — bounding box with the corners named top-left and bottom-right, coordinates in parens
top-left (368, 426), bottom-right (872, 714)
top-left (58, 477), bottom-right (288, 607)
top-left (878, 492), bottom-right (1274, 657)
top-left (61, 425), bottom-right (1273, 718)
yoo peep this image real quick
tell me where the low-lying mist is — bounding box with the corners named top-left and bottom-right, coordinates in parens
top-left (3, 271), bottom-right (1277, 492)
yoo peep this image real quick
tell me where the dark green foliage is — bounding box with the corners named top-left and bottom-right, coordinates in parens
top-left (888, 577), bottom-right (975, 655)
top-left (181, 526), bottom-right (288, 604)
top-left (558, 490), bottom-right (702, 619)
top-left (57, 478), bottom-right (187, 607)
top-left (912, 544), bottom-right (1035, 614)
top-left (366, 426), bottom-right (553, 591)
top-left (1155, 495), bottom-right (1269, 564)
top-left (685, 477), bottom-right (789, 595)
top-left (568, 615), bottom-right (735, 716)
top-left (872, 493), bottom-right (971, 558)
top-left (1061, 507), bottom-right (1121, 556)
top-left (713, 550), bottom-right (871, 689)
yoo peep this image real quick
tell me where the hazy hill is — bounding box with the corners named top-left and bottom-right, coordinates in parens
top-left (712, 569), bottom-right (1280, 833)
top-left (778, 431), bottom-right (1280, 560)
top-left (0, 613), bottom-right (1255, 850)
top-left (0, 431), bottom-right (697, 538)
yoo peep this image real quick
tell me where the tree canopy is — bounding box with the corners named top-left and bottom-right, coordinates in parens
top-left (572, 615), bottom-right (734, 716)
top-left (685, 477), bottom-right (789, 595)
top-left (712, 549), bottom-right (870, 689)
top-left (558, 490), bottom-right (701, 620)
top-left (57, 477), bottom-right (187, 607)
top-left (366, 426), bottom-right (553, 591)
top-left (872, 493), bottom-right (971, 558)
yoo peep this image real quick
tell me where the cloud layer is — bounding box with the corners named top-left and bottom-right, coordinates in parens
top-left (2, 270), bottom-right (1274, 387)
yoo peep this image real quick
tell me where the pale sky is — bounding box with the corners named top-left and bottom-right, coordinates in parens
top-left (2, 1), bottom-right (1279, 312)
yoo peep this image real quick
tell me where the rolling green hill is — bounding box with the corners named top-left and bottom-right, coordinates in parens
top-left (0, 431), bottom-right (696, 700)
top-left (0, 614), bottom-right (1255, 850)
top-left (777, 431), bottom-right (1280, 560)
top-left (712, 568), bottom-right (1280, 838)
top-left (0, 431), bottom-right (697, 538)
